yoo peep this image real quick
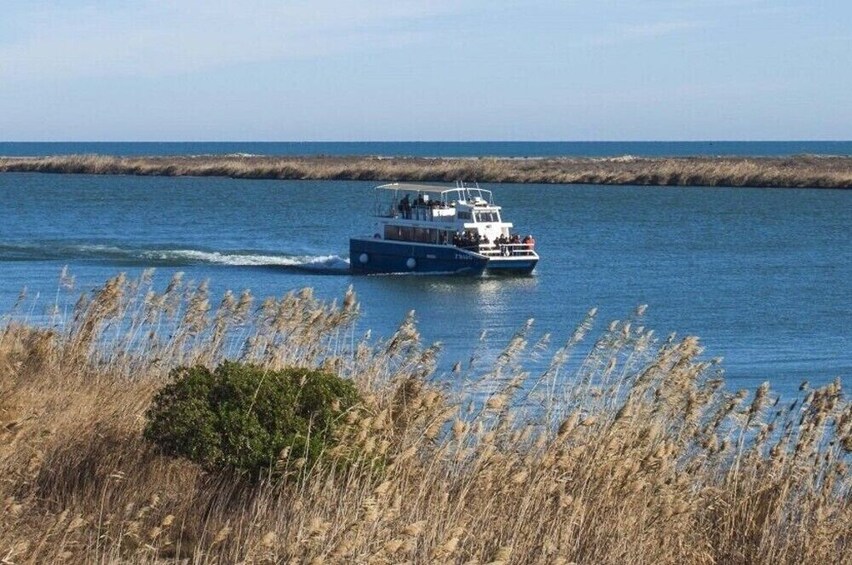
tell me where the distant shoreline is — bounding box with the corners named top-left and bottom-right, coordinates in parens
top-left (1, 154), bottom-right (851, 188)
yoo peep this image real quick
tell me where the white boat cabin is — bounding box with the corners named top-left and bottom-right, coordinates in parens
top-left (371, 181), bottom-right (535, 257)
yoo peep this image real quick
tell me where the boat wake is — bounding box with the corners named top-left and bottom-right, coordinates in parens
top-left (0, 242), bottom-right (351, 273)
top-left (142, 249), bottom-right (350, 272)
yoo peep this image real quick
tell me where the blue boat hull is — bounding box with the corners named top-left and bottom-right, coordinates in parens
top-left (350, 238), bottom-right (488, 275)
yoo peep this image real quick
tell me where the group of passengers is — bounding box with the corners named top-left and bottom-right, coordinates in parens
top-left (452, 231), bottom-right (485, 248)
top-left (494, 233), bottom-right (522, 246)
top-left (397, 193), bottom-right (450, 219)
top-left (496, 233), bottom-right (536, 254)
top-left (453, 230), bottom-right (535, 249)
top-left (452, 231), bottom-right (535, 252)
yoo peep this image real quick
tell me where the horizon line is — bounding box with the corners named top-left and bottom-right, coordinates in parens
top-left (4, 139), bottom-right (852, 144)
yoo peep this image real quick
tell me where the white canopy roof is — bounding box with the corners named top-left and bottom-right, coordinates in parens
top-left (375, 182), bottom-right (454, 194)
top-left (376, 182), bottom-right (494, 204)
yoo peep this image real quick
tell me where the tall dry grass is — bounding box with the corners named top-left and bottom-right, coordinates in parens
top-left (0, 272), bottom-right (849, 563)
top-left (1, 154), bottom-right (852, 188)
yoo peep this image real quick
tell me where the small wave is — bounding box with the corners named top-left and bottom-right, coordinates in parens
top-left (185, 152), bottom-right (259, 158)
top-left (0, 242), bottom-right (137, 262)
top-left (593, 155), bottom-right (640, 163)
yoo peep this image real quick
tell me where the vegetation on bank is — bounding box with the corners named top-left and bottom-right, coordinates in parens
top-left (0, 271), bottom-right (849, 563)
top-left (144, 363), bottom-right (362, 477)
top-left (1, 153), bottom-right (852, 188)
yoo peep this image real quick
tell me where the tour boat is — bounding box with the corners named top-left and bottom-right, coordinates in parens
top-left (349, 182), bottom-right (539, 275)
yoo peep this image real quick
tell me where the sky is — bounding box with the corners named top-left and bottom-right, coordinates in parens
top-left (0, 0), bottom-right (850, 141)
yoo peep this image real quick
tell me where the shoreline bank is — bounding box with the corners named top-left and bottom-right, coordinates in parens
top-left (1, 273), bottom-right (848, 563)
top-left (1, 154), bottom-right (851, 188)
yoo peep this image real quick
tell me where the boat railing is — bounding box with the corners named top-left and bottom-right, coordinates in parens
top-left (463, 243), bottom-right (537, 257)
top-left (380, 204), bottom-right (458, 222)
top-left (411, 206), bottom-right (457, 222)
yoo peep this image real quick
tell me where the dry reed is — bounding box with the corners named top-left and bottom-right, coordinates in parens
top-left (1, 154), bottom-right (851, 188)
top-left (0, 272), bottom-right (849, 564)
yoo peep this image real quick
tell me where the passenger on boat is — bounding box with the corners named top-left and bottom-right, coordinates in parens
top-left (399, 194), bottom-right (412, 219)
top-left (523, 234), bottom-right (535, 249)
top-left (452, 231), bottom-right (482, 249)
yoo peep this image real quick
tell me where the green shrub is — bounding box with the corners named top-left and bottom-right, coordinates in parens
top-left (143, 362), bottom-right (361, 477)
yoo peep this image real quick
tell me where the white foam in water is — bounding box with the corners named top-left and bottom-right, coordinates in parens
top-left (22, 243), bottom-right (351, 271)
top-left (142, 249), bottom-right (350, 270)
top-left (77, 244), bottom-right (135, 255)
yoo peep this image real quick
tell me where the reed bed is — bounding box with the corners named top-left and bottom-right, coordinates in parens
top-left (0, 272), bottom-right (849, 564)
top-left (2, 154), bottom-right (852, 188)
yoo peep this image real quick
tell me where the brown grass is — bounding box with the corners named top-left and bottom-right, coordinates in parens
top-left (1, 154), bottom-right (851, 188)
top-left (0, 272), bottom-right (849, 563)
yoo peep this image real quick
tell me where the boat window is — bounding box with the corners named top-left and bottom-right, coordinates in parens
top-left (413, 227), bottom-right (437, 243)
top-left (384, 225), bottom-right (413, 241)
top-left (475, 211), bottom-right (498, 223)
top-left (384, 225), bottom-right (401, 240)
top-left (385, 224), bottom-right (442, 243)
top-left (458, 211), bottom-right (472, 220)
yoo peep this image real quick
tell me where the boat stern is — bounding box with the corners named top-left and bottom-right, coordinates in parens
top-left (485, 254), bottom-right (539, 275)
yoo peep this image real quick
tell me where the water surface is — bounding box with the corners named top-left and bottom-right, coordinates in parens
top-left (1, 172), bottom-right (849, 396)
top-left (2, 140), bottom-right (851, 158)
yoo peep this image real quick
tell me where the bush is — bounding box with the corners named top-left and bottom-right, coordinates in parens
top-left (144, 362), bottom-right (361, 476)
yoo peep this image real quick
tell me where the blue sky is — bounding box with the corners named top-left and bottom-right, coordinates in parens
top-left (1, 1), bottom-right (849, 141)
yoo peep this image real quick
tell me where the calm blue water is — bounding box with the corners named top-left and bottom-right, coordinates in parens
top-left (2, 141), bottom-right (852, 158)
top-left (1, 172), bottom-right (849, 397)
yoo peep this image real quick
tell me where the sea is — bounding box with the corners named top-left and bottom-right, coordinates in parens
top-left (2, 140), bottom-right (852, 158)
top-left (1, 142), bottom-right (850, 398)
